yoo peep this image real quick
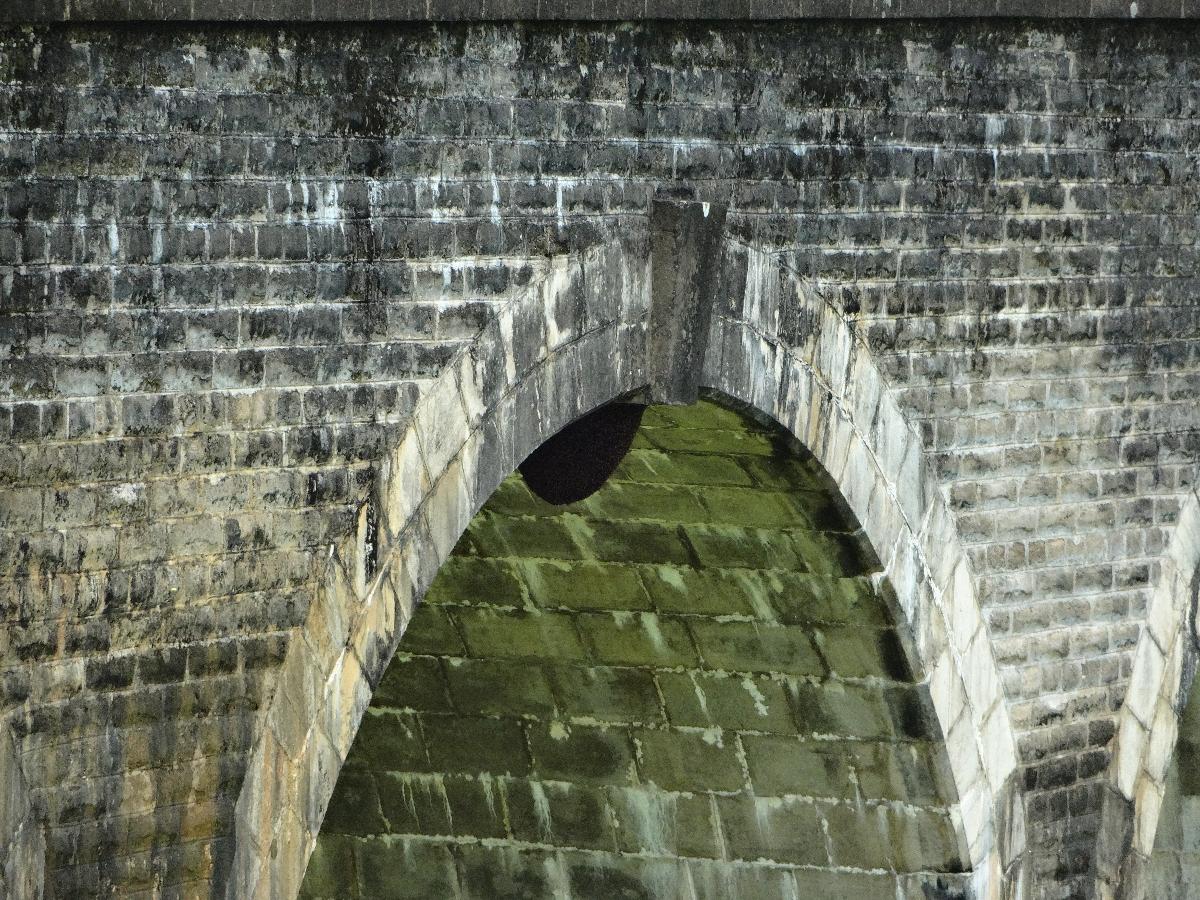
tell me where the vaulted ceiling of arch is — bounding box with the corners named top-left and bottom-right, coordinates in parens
top-left (302, 399), bottom-right (968, 900)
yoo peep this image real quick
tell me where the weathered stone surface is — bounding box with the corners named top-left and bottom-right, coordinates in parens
top-left (301, 400), bottom-right (969, 899)
top-left (647, 199), bottom-right (728, 405)
top-left (0, 14), bottom-right (1198, 900)
top-left (1, 0), bottom-right (1196, 21)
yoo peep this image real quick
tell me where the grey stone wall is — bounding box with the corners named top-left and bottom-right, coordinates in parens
top-left (1, 16), bottom-right (1199, 900)
top-left (1, 0), bottom-right (1197, 22)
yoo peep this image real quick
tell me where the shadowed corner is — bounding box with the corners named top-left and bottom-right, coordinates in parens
top-left (518, 402), bottom-right (648, 506)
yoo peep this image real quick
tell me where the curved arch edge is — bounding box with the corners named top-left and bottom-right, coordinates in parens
top-left (1096, 488), bottom-right (1200, 899)
top-left (702, 241), bottom-right (1026, 900)
top-left (226, 238), bottom-right (651, 899)
top-left (227, 234), bottom-right (1025, 900)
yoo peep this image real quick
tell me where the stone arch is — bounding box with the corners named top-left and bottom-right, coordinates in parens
top-left (1096, 490), bottom-right (1200, 899)
top-left (301, 395), bottom-right (972, 898)
top-left (227, 236), bottom-right (654, 899)
top-left (1144, 635), bottom-right (1200, 898)
top-left (228, 233), bottom-right (1023, 900)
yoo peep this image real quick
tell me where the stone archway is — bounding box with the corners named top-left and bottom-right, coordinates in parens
top-left (300, 396), bottom-right (971, 898)
top-left (228, 228), bottom-right (1023, 900)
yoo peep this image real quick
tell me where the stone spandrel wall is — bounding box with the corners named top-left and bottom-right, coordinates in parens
top-left (1, 17), bottom-right (1199, 900)
top-left (301, 399), bottom-right (968, 900)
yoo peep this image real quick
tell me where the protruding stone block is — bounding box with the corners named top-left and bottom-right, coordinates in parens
top-left (648, 199), bottom-right (728, 405)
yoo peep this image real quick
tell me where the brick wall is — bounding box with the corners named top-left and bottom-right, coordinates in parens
top-left (1, 17), bottom-right (1199, 899)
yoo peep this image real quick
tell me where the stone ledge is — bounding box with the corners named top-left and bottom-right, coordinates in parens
top-left (0, 0), bottom-right (1193, 22)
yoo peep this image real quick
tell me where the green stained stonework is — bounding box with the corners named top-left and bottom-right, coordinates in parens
top-left (301, 398), bottom-right (969, 899)
top-left (1146, 668), bottom-right (1200, 897)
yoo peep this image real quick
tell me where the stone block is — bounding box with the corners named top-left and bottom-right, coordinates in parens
top-left (355, 837), bottom-right (461, 900)
top-left (635, 728), bottom-right (744, 793)
top-left (658, 670), bottom-right (795, 733)
top-left (519, 559), bottom-right (652, 612)
top-left (421, 715), bottom-right (531, 777)
top-left (454, 607), bottom-right (588, 663)
top-left (444, 657), bottom-right (557, 718)
top-left (372, 654), bottom-right (449, 712)
top-left (717, 794), bottom-right (828, 865)
top-left (743, 735), bottom-right (856, 799)
top-left (544, 664), bottom-right (664, 724)
top-left (688, 619), bottom-right (823, 677)
top-left (507, 779), bottom-right (616, 850)
top-left (528, 722), bottom-right (636, 785)
top-left (610, 787), bottom-right (722, 858)
top-left (343, 710), bottom-right (428, 774)
top-left (579, 611), bottom-right (697, 668)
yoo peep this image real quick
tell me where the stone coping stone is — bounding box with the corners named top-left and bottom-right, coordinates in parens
top-left (0, 0), bottom-right (1190, 22)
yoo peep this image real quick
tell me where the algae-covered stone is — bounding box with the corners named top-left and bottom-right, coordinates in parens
top-left (344, 710), bottom-right (429, 773)
top-left (454, 607), bottom-right (588, 662)
top-left (528, 722), bottom-right (636, 785)
top-left (372, 654), bottom-right (449, 712)
top-left (454, 844), bottom-right (557, 899)
top-left (421, 715), bottom-right (531, 776)
top-left (398, 606), bottom-right (466, 656)
top-left (444, 657), bottom-right (558, 718)
top-left (505, 780), bottom-right (616, 850)
top-left (635, 728), bottom-right (744, 793)
top-left (544, 664), bottom-right (664, 724)
top-left (579, 611), bottom-right (698, 668)
top-left (355, 838), bottom-right (461, 900)
top-left (741, 735), bottom-right (856, 799)
top-left (613, 448), bottom-right (754, 487)
top-left (423, 556), bottom-right (525, 608)
top-left (308, 396), bottom-right (966, 897)
top-left (520, 559), bottom-right (652, 612)
top-left (297, 834), bottom-right (356, 900)
top-left (640, 565), bottom-right (759, 617)
top-left (716, 795), bottom-right (828, 866)
top-left (609, 787), bottom-right (722, 859)
top-left (688, 619), bottom-right (825, 677)
top-left (656, 670), bottom-right (795, 733)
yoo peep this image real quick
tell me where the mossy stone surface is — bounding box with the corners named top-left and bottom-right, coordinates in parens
top-left (302, 399), bottom-right (964, 899)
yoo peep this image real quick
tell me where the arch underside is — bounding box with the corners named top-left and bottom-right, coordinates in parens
top-left (1146, 666), bottom-right (1200, 898)
top-left (301, 398), bottom-right (971, 899)
top-left (231, 237), bottom-right (1020, 900)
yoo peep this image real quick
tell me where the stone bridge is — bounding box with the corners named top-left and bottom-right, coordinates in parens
top-left (1, 4), bottom-right (1200, 899)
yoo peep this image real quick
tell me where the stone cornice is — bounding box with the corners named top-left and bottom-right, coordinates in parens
top-left (0, 0), bottom-right (1191, 23)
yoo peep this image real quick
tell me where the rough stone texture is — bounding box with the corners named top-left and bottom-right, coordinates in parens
top-left (1145, 690), bottom-right (1200, 897)
top-left (2, 0), bottom-right (1199, 22)
top-left (301, 399), bottom-right (970, 899)
top-left (0, 15), bottom-right (1199, 900)
top-left (647, 199), bottom-right (727, 404)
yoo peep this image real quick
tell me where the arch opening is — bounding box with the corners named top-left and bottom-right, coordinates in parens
top-left (1146, 669), bottom-right (1200, 897)
top-left (299, 397), bottom-right (971, 900)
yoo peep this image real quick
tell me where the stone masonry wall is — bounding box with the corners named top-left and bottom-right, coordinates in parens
top-left (300, 399), bottom-right (969, 900)
top-left (2, 17), bottom-right (1200, 900)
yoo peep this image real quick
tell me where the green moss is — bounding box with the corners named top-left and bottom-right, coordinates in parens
top-left (307, 397), bottom-right (964, 897)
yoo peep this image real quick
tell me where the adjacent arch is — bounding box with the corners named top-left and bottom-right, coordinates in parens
top-left (1144, 652), bottom-right (1200, 897)
top-left (228, 233), bottom-right (1024, 899)
top-left (1096, 489), bottom-right (1200, 899)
